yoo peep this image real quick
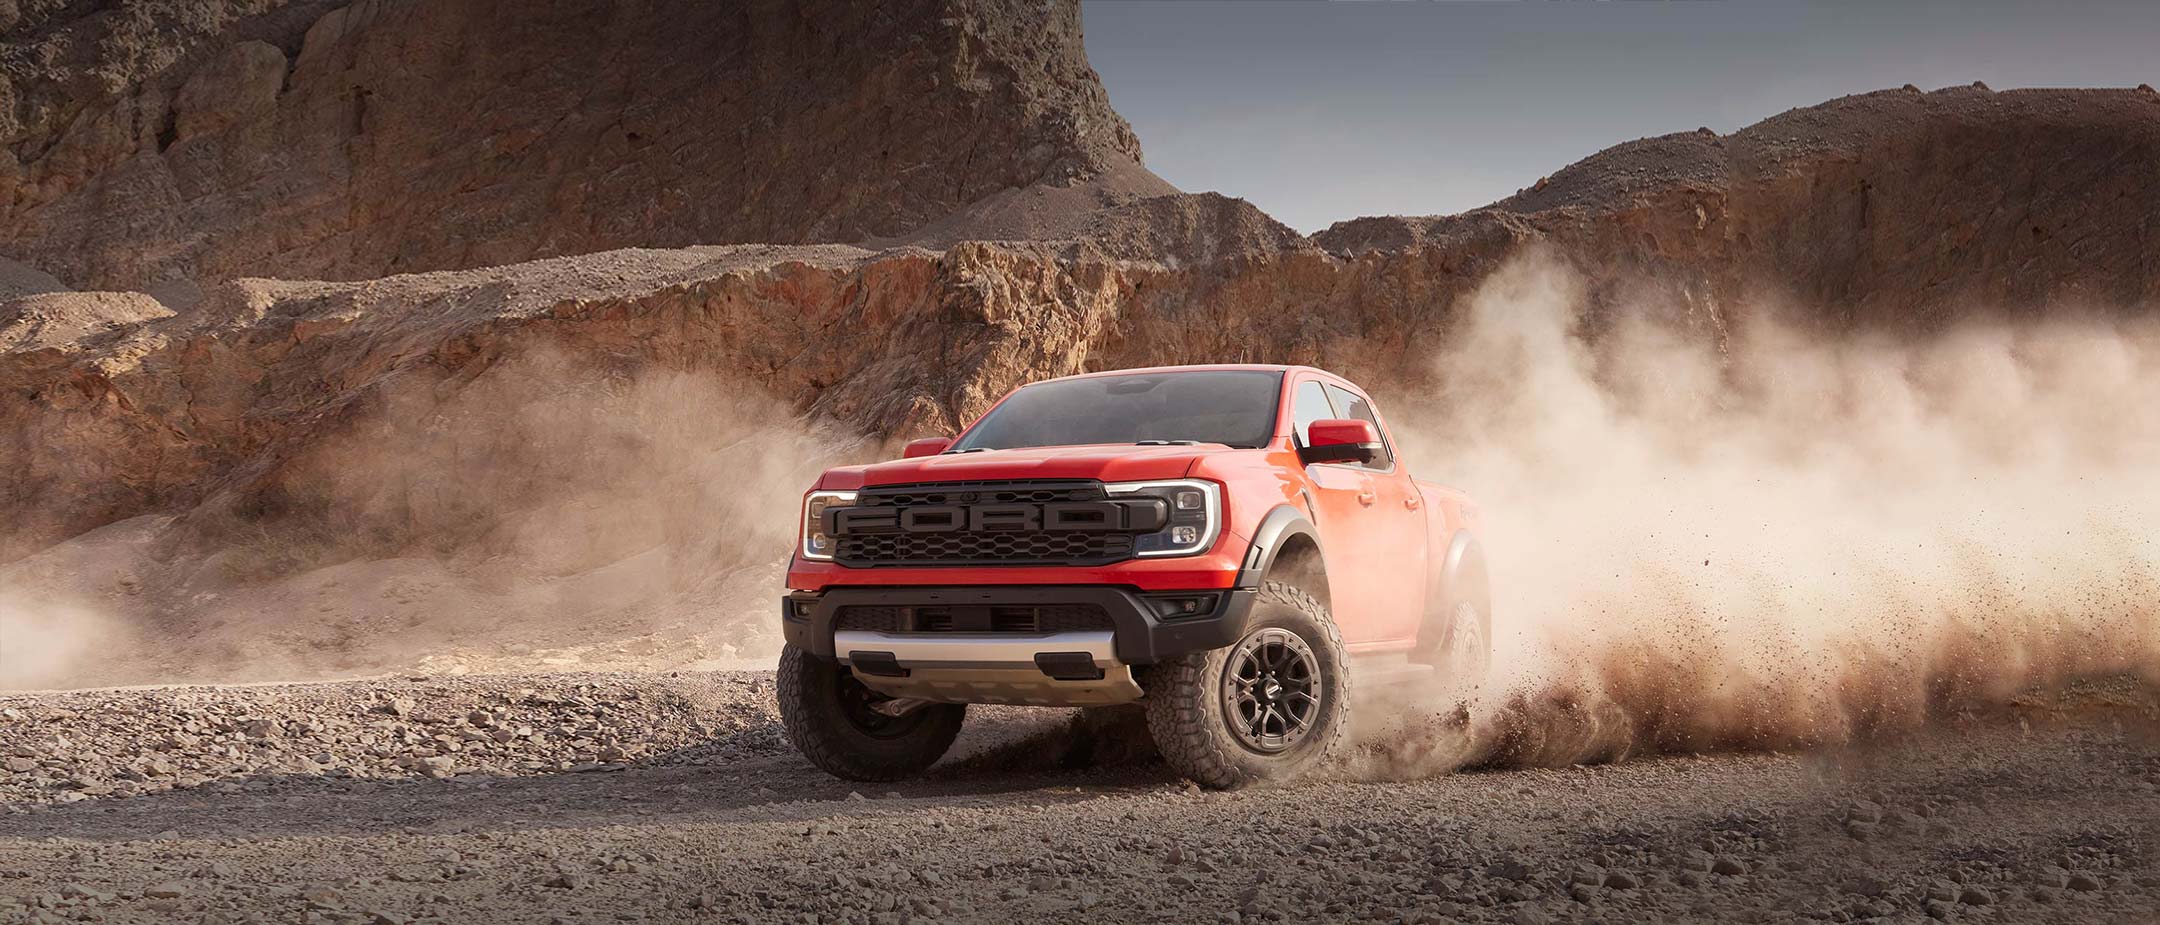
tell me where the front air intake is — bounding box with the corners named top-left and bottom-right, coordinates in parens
top-left (832, 603), bottom-right (1116, 634)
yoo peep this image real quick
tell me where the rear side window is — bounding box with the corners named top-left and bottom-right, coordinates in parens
top-left (1322, 383), bottom-right (1395, 470)
top-left (1291, 380), bottom-right (1334, 446)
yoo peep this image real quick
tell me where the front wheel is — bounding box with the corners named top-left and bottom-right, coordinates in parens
top-left (1142, 580), bottom-right (1350, 789)
top-left (775, 644), bottom-right (965, 782)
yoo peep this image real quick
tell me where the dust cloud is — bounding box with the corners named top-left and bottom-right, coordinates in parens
top-left (0, 591), bottom-right (130, 690)
top-left (0, 348), bottom-right (864, 688)
top-left (1363, 253), bottom-right (2160, 773)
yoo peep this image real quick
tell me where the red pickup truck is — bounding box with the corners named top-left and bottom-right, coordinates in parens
top-left (778, 365), bottom-right (1489, 788)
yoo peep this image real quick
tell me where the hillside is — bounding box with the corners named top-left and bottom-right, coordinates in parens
top-left (1316, 85), bottom-right (2160, 327)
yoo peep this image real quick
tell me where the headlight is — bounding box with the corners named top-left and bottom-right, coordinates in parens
top-left (799, 490), bottom-right (856, 560)
top-left (1104, 479), bottom-right (1221, 557)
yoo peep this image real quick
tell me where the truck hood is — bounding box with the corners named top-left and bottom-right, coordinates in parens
top-left (826, 444), bottom-right (1238, 488)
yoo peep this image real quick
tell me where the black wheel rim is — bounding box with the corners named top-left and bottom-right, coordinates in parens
top-left (835, 671), bottom-right (925, 739)
top-left (1221, 628), bottom-right (1323, 753)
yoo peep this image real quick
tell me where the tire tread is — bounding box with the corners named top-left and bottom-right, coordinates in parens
top-left (775, 645), bottom-right (963, 782)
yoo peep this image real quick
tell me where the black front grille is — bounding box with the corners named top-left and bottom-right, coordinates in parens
top-left (831, 480), bottom-right (1152, 567)
top-left (837, 531), bottom-right (1135, 565)
top-left (834, 603), bottom-right (1114, 635)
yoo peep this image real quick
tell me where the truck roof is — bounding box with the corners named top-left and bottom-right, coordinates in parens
top-left (1035, 364), bottom-right (1368, 394)
top-left (1042, 363), bottom-right (1308, 382)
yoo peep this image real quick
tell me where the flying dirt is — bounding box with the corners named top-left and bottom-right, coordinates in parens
top-left (1371, 254), bottom-right (2160, 772)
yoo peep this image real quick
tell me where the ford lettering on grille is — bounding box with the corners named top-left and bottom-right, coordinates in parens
top-left (823, 481), bottom-right (1167, 566)
top-left (827, 501), bottom-right (1162, 535)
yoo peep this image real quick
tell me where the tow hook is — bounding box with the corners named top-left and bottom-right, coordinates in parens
top-left (870, 697), bottom-right (935, 717)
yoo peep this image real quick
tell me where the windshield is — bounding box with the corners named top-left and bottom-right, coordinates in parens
top-left (950, 370), bottom-right (1284, 452)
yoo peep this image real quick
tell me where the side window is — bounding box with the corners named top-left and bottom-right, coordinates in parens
top-left (1322, 383), bottom-right (1395, 470)
top-left (1291, 380), bottom-right (1334, 446)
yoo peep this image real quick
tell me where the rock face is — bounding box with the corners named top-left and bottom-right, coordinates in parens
top-left (0, 233), bottom-right (1506, 566)
top-left (1317, 87), bottom-right (2160, 328)
top-left (1, 0), bottom-right (1149, 291)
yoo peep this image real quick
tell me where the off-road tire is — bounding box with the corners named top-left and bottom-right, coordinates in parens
top-left (775, 644), bottom-right (965, 782)
top-left (1441, 599), bottom-right (1492, 684)
top-left (1142, 580), bottom-right (1350, 789)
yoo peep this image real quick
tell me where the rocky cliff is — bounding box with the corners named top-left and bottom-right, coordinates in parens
top-left (2, 0), bottom-right (1153, 291)
top-left (1319, 85), bottom-right (2160, 330)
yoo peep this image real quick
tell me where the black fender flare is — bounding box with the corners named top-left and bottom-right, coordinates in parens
top-left (1417, 529), bottom-right (1491, 655)
top-left (1232, 504), bottom-right (1322, 591)
top-left (1439, 530), bottom-right (1490, 612)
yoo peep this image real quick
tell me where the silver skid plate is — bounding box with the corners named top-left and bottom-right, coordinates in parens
top-left (835, 630), bottom-right (1143, 706)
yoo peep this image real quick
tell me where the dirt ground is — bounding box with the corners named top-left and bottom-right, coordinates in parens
top-left (1, 672), bottom-right (2154, 925)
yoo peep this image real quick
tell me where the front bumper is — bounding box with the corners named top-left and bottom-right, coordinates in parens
top-left (782, 585), bottom-right (1257, 664)
top-left (783, 545), bottom-right (1250, 593)
top-left (779, 585), bottom-right (1258, 705)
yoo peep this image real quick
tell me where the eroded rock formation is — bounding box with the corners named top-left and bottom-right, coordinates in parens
top-left (2, 0), bottom-right (1150, 291)
top-left (1319, 86), bottom-right (2160, 328)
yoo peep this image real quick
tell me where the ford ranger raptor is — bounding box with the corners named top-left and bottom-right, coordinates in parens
top-left (778, 365), bottom-right (1490, 788)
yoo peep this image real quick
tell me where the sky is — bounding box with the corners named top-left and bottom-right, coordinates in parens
top-left (1083, 0), bottom-right (2160, 233)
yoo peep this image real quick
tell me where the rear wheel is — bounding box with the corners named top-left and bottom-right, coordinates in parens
top-left (775, 644), bottom-right (965, 781)
top-left (1142, 580), bottom-right (1349, 788)
top-left (1439, 598), bottom-right (1491, 687)
top-left (1414, 543), bottom-right (1492, 690)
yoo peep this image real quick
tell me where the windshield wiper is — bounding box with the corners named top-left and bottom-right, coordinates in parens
top-left (1134, 439), bottom-right (1201, 446)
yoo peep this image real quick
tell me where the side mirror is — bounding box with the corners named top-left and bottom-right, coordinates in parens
top-left (902, 437), bottom-right (953, 458)
top-left (1298, 419), bottom-right (1379, 465)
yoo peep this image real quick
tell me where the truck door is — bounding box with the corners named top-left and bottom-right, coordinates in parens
top-left (1290, 378), bottom-right (1428, 645)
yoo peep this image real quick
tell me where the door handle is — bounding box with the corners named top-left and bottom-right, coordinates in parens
top-left (1404, 496), bottom-right (1421, 510)
top-left (1356, 490), bottom-right (1377, 506)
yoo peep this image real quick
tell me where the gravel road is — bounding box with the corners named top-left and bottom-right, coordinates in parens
top-left (2, 673), bottom-right (2154, 925)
